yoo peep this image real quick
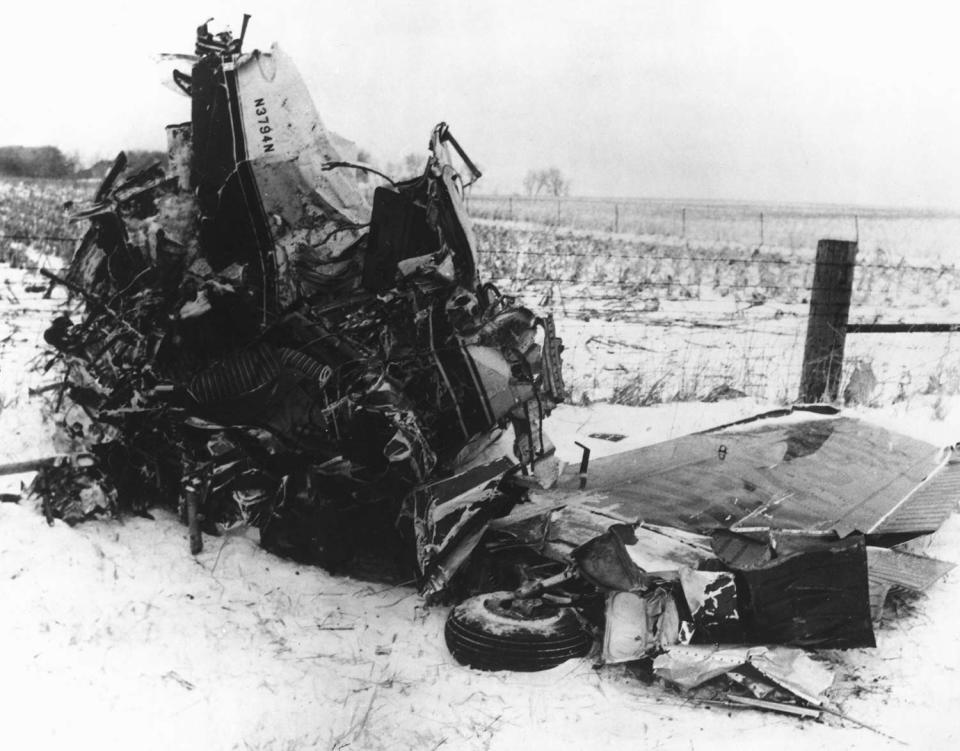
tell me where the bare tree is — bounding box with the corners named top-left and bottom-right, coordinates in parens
top-left (541, 167), bottom-right (570, 197)
top-left (523, 169), bottom-right (542, 196)
top-left (0, 145), bottom-right (75, 178)
top-left (522, 167), bottom-right (570, 197)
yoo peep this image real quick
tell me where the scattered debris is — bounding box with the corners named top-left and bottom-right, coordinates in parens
top-left (723, 695), bottom-right (822, 720)
top-left (652, 645), bottom-right (832, 700)
top-left (19, 16), bottom-right (960, 732)
top-left (440, 406), bottom-right (958, 732)
top-left (587, 432), bottom-right (625, 442)
top-left (602, 589), bottom-right (680, 663)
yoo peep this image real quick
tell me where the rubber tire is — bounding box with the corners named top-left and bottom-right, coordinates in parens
top-left (445, 592), bottom-right (594, 672)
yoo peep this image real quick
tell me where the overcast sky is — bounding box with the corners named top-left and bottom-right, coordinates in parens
top-left (4, 0), bottom-right (959, 207)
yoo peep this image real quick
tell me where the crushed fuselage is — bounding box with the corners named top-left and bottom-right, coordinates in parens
top-left (40, 20), bottom-right (562, 590)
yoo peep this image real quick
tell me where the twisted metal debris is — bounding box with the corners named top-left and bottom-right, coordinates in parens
top-left (38, 19), bottom-right (564, 595)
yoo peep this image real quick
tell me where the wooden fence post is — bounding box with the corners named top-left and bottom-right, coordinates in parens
top-left (798, 239), bottom-right (858, 402)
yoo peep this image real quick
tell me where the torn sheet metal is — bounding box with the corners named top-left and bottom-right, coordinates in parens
top-left (654, 645), bottom-right (764, 690)
top-left (551, 409), bottom-right (954, 539)
top-left (572, 523), bottom-right (652, 592)
top-left (602, 588), bottom-right (680, 663)
top-left (190, 40), bottom-right (369, 316)
top-left (726, 669), bottom-right (778, 700)
top-left (709, 529), bottom-right (773, 569)
top-left (653, 644), bottom-right (834, 704)
top-left (621, 524), bottom-right (715, 573)
top-left (403, 454), bottom-right (518, 597)
top-left (735, 533), bottom-right (875, 648)
top-left (524, 512), bottom-right (872, 649)
top-left (678, 567), bottom-right (742, 644)
top-left (866, 546), bottom-right (955, 621)
top-left (747, 647), bottom-right (834, 706)
top-left (488, 502), bottom-right (714, 572)
top-left (714, 531), bottom-right (951, 633)
top-left (599, 566), bottom-right (741, 663)
top-left (867, 546), bottom-right (955, 591)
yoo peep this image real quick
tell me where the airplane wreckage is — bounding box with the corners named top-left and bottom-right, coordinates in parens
top-left (21, 18), bottom-right (959, 720)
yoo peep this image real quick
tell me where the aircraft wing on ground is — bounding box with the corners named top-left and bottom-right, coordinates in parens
top-left (545, 406), bottom-right (959, 542)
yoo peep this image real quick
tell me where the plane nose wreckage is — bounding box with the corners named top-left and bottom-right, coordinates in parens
top-left (30, 17), bottom-right (959, 719)
top-left (40, 18), bottom-right (563, 589)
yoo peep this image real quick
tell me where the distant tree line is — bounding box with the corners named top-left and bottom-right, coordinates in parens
top-left (3, 143), bottom-right (571, 200)
top-left (0, 146), bottom-right (75, 178)
top-left (0, 146), bottom-right (167, 179)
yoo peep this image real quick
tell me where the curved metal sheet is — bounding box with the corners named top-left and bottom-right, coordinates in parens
top-left (553, 412), bottom-right (954, 538)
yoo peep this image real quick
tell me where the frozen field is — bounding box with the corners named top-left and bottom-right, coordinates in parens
top-left (1, 255), bottom-right (960, 750)
top-left (474, 219), bottom-right (960, 411)
top-left (2, 182), bottom-right (960, 749)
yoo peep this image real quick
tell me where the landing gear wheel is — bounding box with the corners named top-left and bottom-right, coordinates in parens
top-left (445, 592), bottom-right (594, 672)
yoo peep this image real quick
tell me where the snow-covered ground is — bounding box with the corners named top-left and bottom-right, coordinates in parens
top-left (2, 261), bottom-right (960, 750)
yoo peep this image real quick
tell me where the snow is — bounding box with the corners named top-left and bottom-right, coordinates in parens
top-left (2, 261), bottom-right (960, 750)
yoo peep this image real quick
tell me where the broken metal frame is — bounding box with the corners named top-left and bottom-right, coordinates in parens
top-left (35, 17), bottom-right (565, 596)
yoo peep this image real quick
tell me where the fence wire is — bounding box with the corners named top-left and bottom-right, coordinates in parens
top-left (472, 222), bottom-right (960, 407)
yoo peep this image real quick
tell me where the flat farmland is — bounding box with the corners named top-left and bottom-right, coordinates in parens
top-left (4, 177), bottom-right (960, 413)
top-left (0, 178), bottom-right (89, 264)
top-left (467, 195), bottom-right (960, 262)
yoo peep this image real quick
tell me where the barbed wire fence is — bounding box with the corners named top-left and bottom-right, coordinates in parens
top-left (472, 221), bottom-right (960, 409)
